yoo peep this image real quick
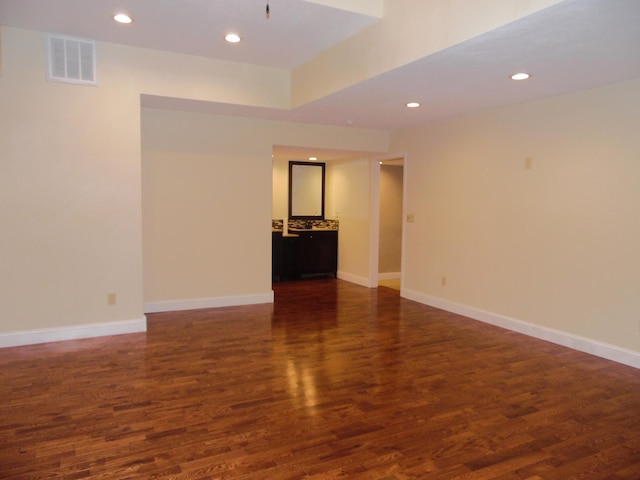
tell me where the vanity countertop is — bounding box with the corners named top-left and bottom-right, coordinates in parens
top-left (288, 227), bottom-right (338, 232)
top-left (273, 229), bottom-right (300, 237)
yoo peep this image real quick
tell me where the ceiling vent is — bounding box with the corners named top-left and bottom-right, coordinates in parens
top-left (47, 34), bottom-right (97, 85)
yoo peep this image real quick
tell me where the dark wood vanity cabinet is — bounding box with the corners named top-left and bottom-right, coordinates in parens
top-left (272, 230), bottom-right (337, 281)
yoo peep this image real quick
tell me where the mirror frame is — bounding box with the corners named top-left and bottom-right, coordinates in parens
top-left (288, 161), bottom-right (325, 220)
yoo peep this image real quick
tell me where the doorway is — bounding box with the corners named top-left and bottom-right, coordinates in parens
top-left (378, 158), bottom-right (404, 290)
top-left (369, 155), bottom-right (406, 291)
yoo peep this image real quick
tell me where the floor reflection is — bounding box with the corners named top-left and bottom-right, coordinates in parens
top-left (270, 278), bottom-right (405, 416)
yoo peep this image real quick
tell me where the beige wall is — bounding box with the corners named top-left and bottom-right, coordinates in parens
top-left (0, 26), bottom-right (389, 337)
top-left (330, 158), bottom-right (373, 284)
top-left (392, 78), bottom-right (640, 352)
top-left (272, 158), bottom-right (289, 222)
top-left (142, 109), bottom-right (274, 303)
top-left (143, 112), bottom-right (387, 306)
top-left (379, 165), bottom-right (403, 274)
top-left (0, 25), bottom-right (297, 337)
top-left (0, 27), bottom-right (143, 332)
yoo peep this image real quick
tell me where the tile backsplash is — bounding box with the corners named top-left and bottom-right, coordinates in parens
top-left (288, 219), bottom-right (339, 230)
top-left (272, 219), bottom-right (339, 231)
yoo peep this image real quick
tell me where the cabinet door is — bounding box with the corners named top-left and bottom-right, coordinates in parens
top-left (297, 232), bottom-right (337, 276)
top-left (281, 236), bottom-right (300, 280)
top-left (272, 232), bottom-right (282, 281)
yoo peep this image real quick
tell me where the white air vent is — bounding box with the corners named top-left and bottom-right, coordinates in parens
top-left (47, 34), bottom-right (97, 85)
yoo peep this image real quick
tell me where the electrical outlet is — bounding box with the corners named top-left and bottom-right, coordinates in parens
top-left (525, 157), bottom-right (532, 169)
top-left (107, 293), bottom-right (117, 306)
top-left (441, 276), bottom-right (447, 286)
top-left (406, 214), bottom-right (415, 223)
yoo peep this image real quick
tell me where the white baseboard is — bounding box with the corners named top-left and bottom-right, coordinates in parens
top-left (337, 271), bottom-right (374, 288)
top-left (401, 288), bottom-right (640, 370)
top-left (144, 291), bottom-right (274, 314)
top-left (0, 317), bottom-right (147, 349)
top-left (378, 272), bottom-right (401, 281)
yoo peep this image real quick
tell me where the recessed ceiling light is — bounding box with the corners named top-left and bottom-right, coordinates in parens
top-left (406, 102), bottom-right (420, 108)
top-left (511, 72), bottom-right (530, 81)
top-left (225, 33), bottom-right (241, 43)
top-left (113, 13), bottom-right (133, 24)
top-left (308, 157), bottom-right (317, 161)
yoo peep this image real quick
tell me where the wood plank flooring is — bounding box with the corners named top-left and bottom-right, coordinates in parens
top-left (1, 279), bottom-right (640, 479)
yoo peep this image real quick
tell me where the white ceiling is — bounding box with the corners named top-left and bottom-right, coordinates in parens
top-left (0, 0), bottom-right (380, 68)
top-left (1, 0), bottom-right (639, 161)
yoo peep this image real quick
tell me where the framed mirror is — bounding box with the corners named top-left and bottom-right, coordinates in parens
top-left (288, 161), bottom-right (325, 219)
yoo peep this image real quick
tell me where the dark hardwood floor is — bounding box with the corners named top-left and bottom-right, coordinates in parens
top-left (1, 279), bottom-right (640, 479)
